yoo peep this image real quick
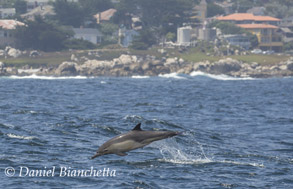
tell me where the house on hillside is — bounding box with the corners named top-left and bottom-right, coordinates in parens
top-left (94, 9), bottom-right (117, 24)
top-left (25, 0), bottom-right (78, 11)
top-left (73, 28), bottom-right (103, 44)
top-left (217, 13), bottom-right (282, 51)
top-left (0, 19), bottom-right (25, 48)
top-left (21, 5), bottom-right (55, 20)
top-left (278, 28), bottom-right (293, 43)
top-left (223, 34), bottom-right (251, 50)
top-left (118, 28), bottom-right (139, 47)
top-left (281, 16), bottom-right (293, 31)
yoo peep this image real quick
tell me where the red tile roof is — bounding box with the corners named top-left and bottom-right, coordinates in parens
top-left (0, 19), bottom-right (25, 30)
top-left (217, 13), bottom-right (280, 22)
top-left (237, 24), bottom-right (278, 29)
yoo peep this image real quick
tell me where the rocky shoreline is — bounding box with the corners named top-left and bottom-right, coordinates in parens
top-left (1, 53), bottom-right (293, 78)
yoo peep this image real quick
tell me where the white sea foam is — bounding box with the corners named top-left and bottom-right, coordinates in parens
top-left (158, 73), bottom-right (186, 79)
top-left (217, 160), bottom-right (265, 167)
top-left (131, 75), bottom-right (150, 79)
top-left (0, 123), bottom-right (15, 128)
top-left (7, 133), bottom-right (36, 140)
top-left (8, 74), bottom-right (89, 80)
top-left (190, 71), bottom-right (255, 81)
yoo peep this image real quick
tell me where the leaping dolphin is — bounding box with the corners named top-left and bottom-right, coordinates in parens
top-left (91, 123), bottom-right (179, 159)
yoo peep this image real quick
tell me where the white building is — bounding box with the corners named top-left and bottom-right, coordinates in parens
top-left (73, 28), bottom-right (102, 44)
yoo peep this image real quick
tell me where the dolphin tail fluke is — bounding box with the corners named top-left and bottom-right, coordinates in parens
top-left (167, 131), bottom-right (181, 138)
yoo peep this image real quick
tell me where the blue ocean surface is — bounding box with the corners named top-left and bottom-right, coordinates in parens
top-left (0, 73), bottom-right (293, 188)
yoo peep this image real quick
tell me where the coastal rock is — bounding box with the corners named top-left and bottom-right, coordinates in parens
top-left (5, 67), bottom-right (18, 75)
top-left (0, 62), bottom-right (5, 75)
top-left (55, 62), bottom-right (78, 76)
top-left (79, 60), bottom-right (115, 75)
top-left (164, 57), bottom-right (178, 66)
top-left (7, 47), bottom-right (22, 58)
top-left (286, 62), bottom-right (293, 71)
top-left (279, 65), bottom-right (287, 70)
top-left (82, 60), bottom-right (114, 69)
top-left (250, 62), bottom-right (259, 69)
top-left (0, 50), bottom-right (4, 57)
top-left (210, 58), bottom-right (241, 74)
top-left (30, 50), bottom-right (40, 57)
top-left (70, 54), bottom-right (78, 62)
top-left (118, 54), bottom-right (137, 65)
top-left (193, 61), bottom-right (210, 72)
top-left (0, 62), bottom-right (4, 70)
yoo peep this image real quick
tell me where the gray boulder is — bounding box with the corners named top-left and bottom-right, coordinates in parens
top-left (55, 62), bottom-right (78, 76)
top-left (6, 47), bottom-right (22, 58)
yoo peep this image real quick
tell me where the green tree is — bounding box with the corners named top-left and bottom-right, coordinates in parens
top-left (79, 0), bottom-right (113, 16)
top-left (14, 0), bottom-right (27, 15)
top-left (130, 29), bottom-right (156, 50)
top-left (53, 0), bottom-right (85, 27)
top-left (100, 22), bottom-right (119, 44)
top-left (14, 16), bottom-right (73, 52)
top-left (166, 32), bottom-right (176, 42)
top-left (207, 3), bottom-right (225, 17)
top-left (232, 0), bottom-right (253, 13)
top-left (246, 32), bottom-right (259, 49)
top-left (112, 0), bottom-right (139, 28)
top-left (140, 0), bottom-right (193, 35)
top-left (209, 21), bottom-right (245, 35)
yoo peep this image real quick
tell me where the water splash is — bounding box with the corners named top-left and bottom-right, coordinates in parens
top-left (153, 137), bottom-right (212, 165)
top-left (154, 136), bottom-right (264, 167)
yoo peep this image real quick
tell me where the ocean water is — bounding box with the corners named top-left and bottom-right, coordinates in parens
top-left (0, 73), bottom-right (293, 188)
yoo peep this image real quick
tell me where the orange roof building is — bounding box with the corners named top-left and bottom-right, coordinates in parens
top-left (237, 24), bottom-right (278, 29)
top-left (216, 13), bottom-right (283, 51)
top-left (217, 13), bottom-right (280, 23)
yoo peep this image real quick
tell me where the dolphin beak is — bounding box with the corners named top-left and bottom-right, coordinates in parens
top-left (91, 153), bottom-right (101, 159)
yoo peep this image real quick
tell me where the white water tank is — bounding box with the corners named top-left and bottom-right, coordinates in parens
top-left (177, 26), bottom-right (191, 45)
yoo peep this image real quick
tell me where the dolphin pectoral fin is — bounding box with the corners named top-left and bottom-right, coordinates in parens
top-left (115, 152), bottom-right (128, 156)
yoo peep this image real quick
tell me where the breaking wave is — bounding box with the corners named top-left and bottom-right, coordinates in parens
top-left (158, 73), bottom-right (187, 79)
top-left (190, 71), bottom-right (255, 80)
top-left (131, 75), bottom-right (150, 79)
top-left (6, 74), bottom-right (89, 80)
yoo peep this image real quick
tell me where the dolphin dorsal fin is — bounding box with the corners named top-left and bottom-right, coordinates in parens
top-left (132, 123), bottom-right (142, 131)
